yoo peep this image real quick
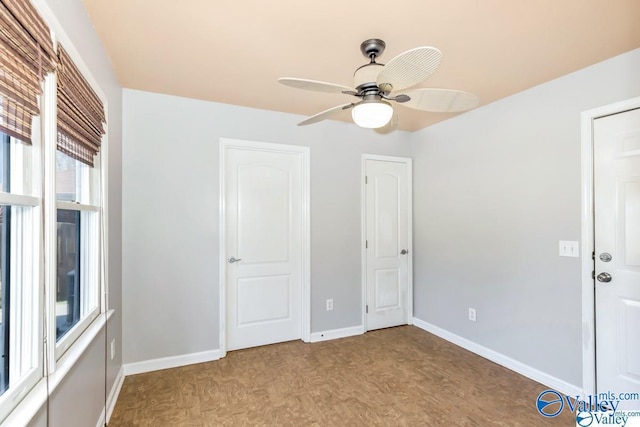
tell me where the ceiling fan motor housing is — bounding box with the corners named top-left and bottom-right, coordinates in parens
top-left (354, 63), bottom-right (385, 93)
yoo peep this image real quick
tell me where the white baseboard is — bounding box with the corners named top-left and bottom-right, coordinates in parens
top-left (412, 317), bottom-right (582, 397)
top-left (310, 325), bottom-right (364, 343)
top-left (123, 349), bottom-right (223, 376)
top-left (106, 365), bottom-right (125, 423)
top-left (96, 409), bottom-right (105, 427)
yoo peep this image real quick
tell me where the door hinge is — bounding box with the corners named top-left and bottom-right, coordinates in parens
top-left (365, 176), bottom-right (368, 184)
top-left (366, 305), bottom-right (368, 314)
top-left (592, 251), bottom-right (595, 260)
top-left (592, 270), bottom-right (595, 279)
top-left (365, 240), bottom-right (368, 249)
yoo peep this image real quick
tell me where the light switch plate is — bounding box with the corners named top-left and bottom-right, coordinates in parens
top-left (326, 299), bottom-right (333, 311)
top-left (559, 240), bottom-right (579, 257)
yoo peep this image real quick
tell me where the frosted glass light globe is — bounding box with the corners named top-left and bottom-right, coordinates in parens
top-left (351, 100), bottom-right (393, 129)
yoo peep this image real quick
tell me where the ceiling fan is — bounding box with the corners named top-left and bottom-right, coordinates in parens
top-left (279, 39), bottom-right (479, 131)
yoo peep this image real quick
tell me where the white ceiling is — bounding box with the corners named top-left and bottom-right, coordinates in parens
top-left (82, 0), bottom-right (640, 131)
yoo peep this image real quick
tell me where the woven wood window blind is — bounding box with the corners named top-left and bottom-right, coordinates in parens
top-left (56, 45), bottom-right (105, 167)
top-left (0, 0), bottom-right (55, 144)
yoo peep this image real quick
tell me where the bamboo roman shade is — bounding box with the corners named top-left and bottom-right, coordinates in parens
top-left (57, 45), bottom-right (105, 167)
top-left (0, 0), bottom-right (55, 143)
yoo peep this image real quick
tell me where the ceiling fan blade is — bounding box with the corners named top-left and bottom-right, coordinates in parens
top-left (377, 47), bottom-right (442, 92)
top-left (279, 78), bottom-right (354, 94)
top-left (400, 88), bottom-right (479, 112)
top-left (298, 103), bottom-right (354, 126)
top-left (374, 112), bottom-right (399, 134)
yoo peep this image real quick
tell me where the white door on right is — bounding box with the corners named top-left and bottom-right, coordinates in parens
top-left (365, 158), bottom-right (410, 331)
top-left (594, 107), bottom-right (640, 407)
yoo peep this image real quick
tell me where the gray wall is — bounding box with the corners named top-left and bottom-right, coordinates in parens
top-left (410, 48), bottom-right (640, 388)
top-left (28, 329), bottom-right (110, 427)
top-left (122, 90), bottom-right (412, 364)
top-left (26, 0), bottom-right (123, 425)
top-left (122, 46), bottom-right (640, 390)
top-left (49, 330), bottom-right (109, 426)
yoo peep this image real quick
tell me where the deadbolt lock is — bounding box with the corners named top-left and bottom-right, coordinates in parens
top-left (599, 253), bottom-right (612, 262)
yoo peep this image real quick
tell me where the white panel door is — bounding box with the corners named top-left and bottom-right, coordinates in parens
top-left (224, 145), bottom-right (303, 351)
top-left (595, 107), bottom-right (640, 407)
top-left (365, 159), bottom-right (410, 331)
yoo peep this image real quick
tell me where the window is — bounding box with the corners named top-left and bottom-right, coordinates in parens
top-left (0, 132), bottom-right (42, 421)
top-left (0, 0), bottom-right (50, 414)
top-left (54, 150), bottom-right (100, 355)
top-left (52, 44), bottom-right (105, 358)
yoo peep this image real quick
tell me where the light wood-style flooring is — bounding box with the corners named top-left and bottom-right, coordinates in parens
top-left (109, 326), bottom-right (574, 426)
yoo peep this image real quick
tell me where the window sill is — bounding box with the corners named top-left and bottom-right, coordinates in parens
top-left (1, 309), bottom-right (115, 427)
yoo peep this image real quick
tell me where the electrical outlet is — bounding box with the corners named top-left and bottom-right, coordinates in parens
top-left (559, 240), bottom-right (579, 257)
top-left (326, 299), bottom-right (333, 311)
top-left (468, 308), bottom-right (477, 322)
top-left (110, 339), bottom-right (116, 360)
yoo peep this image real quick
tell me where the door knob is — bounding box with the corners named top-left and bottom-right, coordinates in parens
top-left (228, 256), bottom-right (242, 263)
top-left (400, 249), bottom-right (408, 255)
top-left (597, 272), bottom-right (612, 283)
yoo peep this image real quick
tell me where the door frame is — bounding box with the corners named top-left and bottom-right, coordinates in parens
top-left (219, 138), bottom-right (311, 357)
top-left (580, 96), bottom-right (640, 395)
top-left (361, 154), bottom-right (414, 331)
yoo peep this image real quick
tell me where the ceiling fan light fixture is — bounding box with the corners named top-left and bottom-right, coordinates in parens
top-left (351, 99), bottom-right (393, 129)
top-left (281, 39), bottom-right (478, 129)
